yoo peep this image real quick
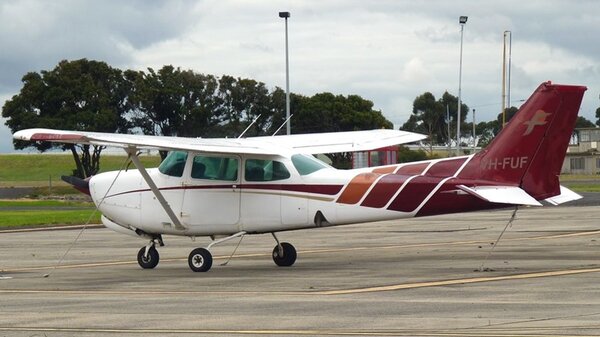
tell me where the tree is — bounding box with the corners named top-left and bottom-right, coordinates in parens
top-left (5, 60), bottom-right (398, 171)
top-left (461, 106), bottom-right (520, 149)
top-left (177, 71), bottom-right (223, 137)
top-left (126, 66), bottom-right (226, 159)
top-left (292, 93), bottom-right (391, 133)
top-left (2, 59), bottom-right (132, 177)
top-left (460, 120), bottom-right (500, 148)
top-left (266, 87), bottom-right (287, 135)
top-left (397, 145), bottom-right (428, 163)
top-left (595, 107), bottom-right (600, 127)
top-left (576, 116), bottom-right (595, 128)
top-left (408, 92), bottom-right (444, 153)
top-left (217, 76), bottom-right (272, 137)
top-left (127, 66), bottom-right (188, 138)
top-left (497, 106), bottom-right (519, 127)
top-left (401, 91), bottom-right (468, 150)
top-left (439, 91), bottom-right (469, 143)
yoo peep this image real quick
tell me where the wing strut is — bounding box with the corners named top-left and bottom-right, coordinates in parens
top-left (127, 148), bottom-right (187, 230)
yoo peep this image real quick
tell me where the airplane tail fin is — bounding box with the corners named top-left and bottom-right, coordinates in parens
top-left (458, 82), bottom-right (586, 200)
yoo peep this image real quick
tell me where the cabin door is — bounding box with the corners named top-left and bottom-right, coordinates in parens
top-left (180, 154), bottom-right (241, 234)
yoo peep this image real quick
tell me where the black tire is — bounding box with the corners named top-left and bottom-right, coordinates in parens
top-left (137, 246), bottom-right (159, 269)
top-left (272, 242), bottom-right (297, 267)
top-left (188, 248), bottom-right (213, 272)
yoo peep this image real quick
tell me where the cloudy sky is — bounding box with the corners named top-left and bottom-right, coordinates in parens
top-left (1, 0), bottom-right (599, 152)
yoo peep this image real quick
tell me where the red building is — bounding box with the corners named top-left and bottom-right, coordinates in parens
top-left (352, 146), bottom-right (398, 168)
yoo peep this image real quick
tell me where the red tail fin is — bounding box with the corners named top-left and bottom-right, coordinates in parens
top-left (459, 82), bottom-right (586, 199)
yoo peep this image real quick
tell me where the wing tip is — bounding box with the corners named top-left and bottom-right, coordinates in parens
top-left (13, 129), bottom-right (85, 142)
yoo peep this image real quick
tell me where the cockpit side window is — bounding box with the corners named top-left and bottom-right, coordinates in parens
top-left (158, 151), bottom-right (188, 177)
top-left (245, 159), bottom-right (291, 182)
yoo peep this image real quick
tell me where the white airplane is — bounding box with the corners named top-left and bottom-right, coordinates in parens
top-left (13, 81), bottom-right (586, 272)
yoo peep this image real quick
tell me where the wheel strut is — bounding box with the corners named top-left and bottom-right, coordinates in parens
top-left (137, 243), bottom-right (159, 269)
top-left (136, 235), bottom-right (163, 270)
top-left (187, 231), bottom-right (247, 272)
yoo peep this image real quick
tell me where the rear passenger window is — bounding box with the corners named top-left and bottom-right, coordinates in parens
top-left (191, 155), bottom-right (238, 181)
top-left (245, 159), bottom-right (290, 182)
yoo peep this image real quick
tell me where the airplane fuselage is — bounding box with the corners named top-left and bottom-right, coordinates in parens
top-left (90, 151), bottom-right (499, 238)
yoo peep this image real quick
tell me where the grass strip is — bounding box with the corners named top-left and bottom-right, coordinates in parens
top-left (0, 209), bottom-right (101, 228)
top-left (0, 154), bottom-right (160, 186)
top-left (562, 183), bottom-right (600, 193)
top-left (0, 200), bottom-right (99, 228)
top-left (0, 200), bottom-right (94, 207)
top-left (560, 174), bottom-right (600, 181)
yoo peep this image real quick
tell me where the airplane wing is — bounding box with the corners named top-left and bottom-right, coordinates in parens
top-left (13, 128), bottom-right (426, 156)
top-left (256, 129), bottom-right (426, 154)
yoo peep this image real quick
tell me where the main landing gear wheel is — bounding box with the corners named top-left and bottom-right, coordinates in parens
top-left (137, 246), bottom-right (159, 269)
top-left (272, 242), bottom-right (297, 267)
top-left (188, 248), bottom-right (213, 272)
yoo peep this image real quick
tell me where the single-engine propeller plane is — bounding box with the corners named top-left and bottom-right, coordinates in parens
top-left (13, 81), bottom-right (586, 272)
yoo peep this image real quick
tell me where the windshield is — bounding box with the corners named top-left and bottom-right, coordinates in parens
top-left (158, 151), bottom-right (188, 177)
top-left (291, 154), bottom-right (330, 176)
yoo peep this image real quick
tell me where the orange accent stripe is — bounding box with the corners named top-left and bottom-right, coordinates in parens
top-left (337, 173), bottom-right (381, 204)
top-left (372, 166), bottom-right (397, 174)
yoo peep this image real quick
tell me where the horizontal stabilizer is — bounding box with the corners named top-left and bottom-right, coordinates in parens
top-left (458, 185), bottom-right (542, 206)
top-left (544, 185), bottom-right (582, 205)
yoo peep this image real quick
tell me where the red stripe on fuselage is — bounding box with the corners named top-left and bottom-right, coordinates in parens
top-left (395, 162), bottom-right (429, 175)
top-left (424, 158), bottom-right (467, 177)
top-left (387, 175), bottom-right (443, 213)
top-left (242, 184), bottom-right (343, 195)
top-left (416, 179), bottom-right (505, 217)
top-left (105, 184), bottom-right (343, 199)
top-left (361, 174), bottom-right (410, 208)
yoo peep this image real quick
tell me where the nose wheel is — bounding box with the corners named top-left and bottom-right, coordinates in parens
top-left (137, 245), bottom-right (159, 269)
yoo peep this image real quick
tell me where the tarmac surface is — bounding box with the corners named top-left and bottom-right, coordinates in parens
top-left (1, 205), bottom-right (600, 336)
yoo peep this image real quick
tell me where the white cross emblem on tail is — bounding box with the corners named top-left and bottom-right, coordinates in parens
top-left (523, 110), bottom-right (551, 135)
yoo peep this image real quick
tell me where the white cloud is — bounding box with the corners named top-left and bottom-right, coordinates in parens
top-left (401, 57), bottom-right (431, 84)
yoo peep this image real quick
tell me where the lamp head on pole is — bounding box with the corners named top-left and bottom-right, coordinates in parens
top-left (459, 16), bottom-right (468, 24)
top-left (279, 11), bottom-right (290, 19)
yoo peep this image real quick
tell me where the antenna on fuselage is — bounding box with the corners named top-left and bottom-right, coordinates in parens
top-left (237, 114), bottom-right (262, 139)
top-left (272, 114), bottom-right (293, 136)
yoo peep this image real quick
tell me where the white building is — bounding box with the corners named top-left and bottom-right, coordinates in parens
top-left (562, 128), bottom-right (600, 175)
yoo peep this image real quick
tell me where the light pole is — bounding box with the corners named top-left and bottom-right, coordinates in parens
top-left (279, 11), bottom-right (291, 135)
top-left (447, 104), bottom-right (451, 155)
top-left (472, 108), bottom-right (476, 153)
top-left (457, 15), bottom-right (467, 155)
top-left (502, 30), bottom-right (512, 128)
